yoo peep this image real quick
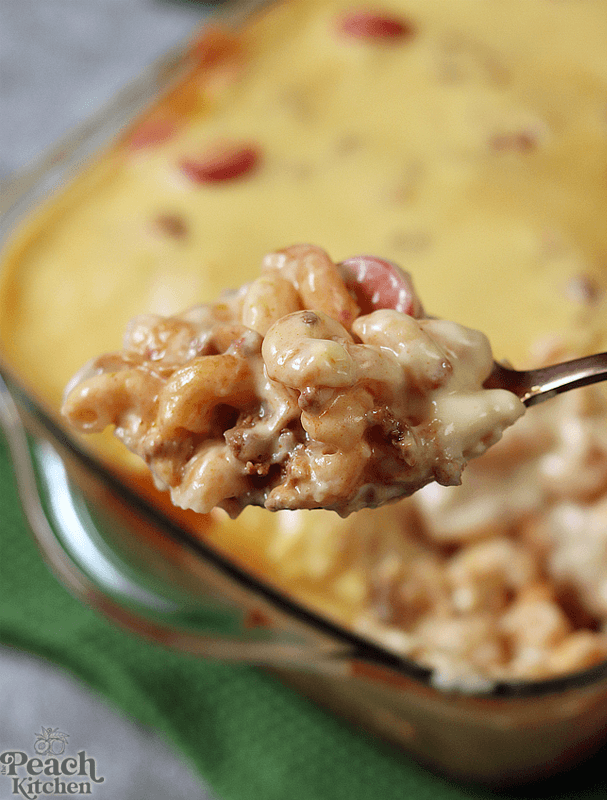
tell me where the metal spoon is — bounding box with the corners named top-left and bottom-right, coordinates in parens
top-left (484, 352), bottom-right (607, 407)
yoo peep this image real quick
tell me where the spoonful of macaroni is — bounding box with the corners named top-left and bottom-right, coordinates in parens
top-left (62, 244), bottom-right (602, 518)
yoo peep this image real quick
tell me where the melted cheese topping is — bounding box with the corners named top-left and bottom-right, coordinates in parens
top-left (2, 0), bottom-right (607, 401)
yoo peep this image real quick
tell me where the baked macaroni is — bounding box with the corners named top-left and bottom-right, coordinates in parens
top-left (62, 245), bottom-right (524, 517)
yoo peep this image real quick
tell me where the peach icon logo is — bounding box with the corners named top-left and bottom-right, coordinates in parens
top-left (34, 728), bottom-right (69, 756)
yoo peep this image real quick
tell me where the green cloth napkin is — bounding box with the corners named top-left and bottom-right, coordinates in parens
top-left (1, 434), bottom-right (606, 800)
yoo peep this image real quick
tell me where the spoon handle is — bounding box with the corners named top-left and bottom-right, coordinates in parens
top-left (485, 352), bottom-right (607, 407)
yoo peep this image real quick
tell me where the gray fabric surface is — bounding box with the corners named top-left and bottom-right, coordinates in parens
top-left (0, 646), bottom-right (215, 800)
top-left (0, 0), bottom-right (209, 181)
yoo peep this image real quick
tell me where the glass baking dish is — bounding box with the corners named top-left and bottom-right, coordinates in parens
top-left (1, 0), bottom-right (607, 787)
